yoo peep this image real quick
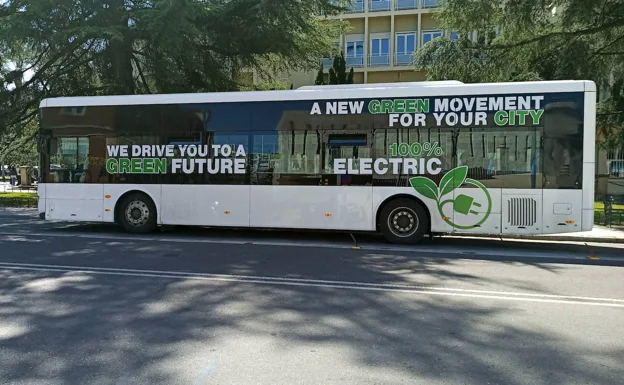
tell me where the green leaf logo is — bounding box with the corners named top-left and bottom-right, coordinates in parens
top-left (409, 177), bottom-right (439, 201)
top-left (439, 165), bottom-right (468, 198)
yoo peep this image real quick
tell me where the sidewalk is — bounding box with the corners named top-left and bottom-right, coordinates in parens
top-left (0, 181), bottom-right (37, 193)
top-left (450, 225), bottom-right (624, 244)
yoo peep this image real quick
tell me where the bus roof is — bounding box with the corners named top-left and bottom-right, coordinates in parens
top-left (296, 81), bottom-right (464, 90)
top-left (39, 80), bottom-right (596, 108)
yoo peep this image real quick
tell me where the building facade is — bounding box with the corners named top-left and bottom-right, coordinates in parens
top-left (285, 0), bottom-right (452, 88)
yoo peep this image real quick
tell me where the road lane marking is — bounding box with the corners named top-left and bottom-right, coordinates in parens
top-left (0, 231), bottom-right (618, 261)
top-left (0, 262), bottom-right (623, 308)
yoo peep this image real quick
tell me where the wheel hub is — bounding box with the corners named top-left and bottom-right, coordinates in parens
top-left (388, 208), bottom-right (418, 237)
top-left (125, 200), bottom-right (150, 227)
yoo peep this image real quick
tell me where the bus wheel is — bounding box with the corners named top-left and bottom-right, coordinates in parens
top-left (380, 198), bottom-right (429, 244)
top-left (118, 192), bottom-right (157, 234)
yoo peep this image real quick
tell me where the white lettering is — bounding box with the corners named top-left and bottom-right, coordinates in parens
top-left (310, 102), bottom-right (322, 115)
top-left (433, 113), bottom-right (445, 125)
top-left (326, 102), bottom-right (337, 114)
top-left (435, 98), bottom-right (448, 112)
top-left (360, 158), bottom-right (373, 174)
top-left (172, 159), bottom-right (182, 173)
top-left (427, 158), bottom-right (442, 175)
top-left (400, 114), bottom-right (412, 127)
top-left (334, 159), bottom-right (347, 174)
top-left (476, 97), bottom-right (487, 111)
top-left (107, 146), bottom-right (120, 157)
top-left (349, 101), bottom-right (364, 114)
top-left (374, 158), bottom-right (388, 174)
top-left (234, 158), bottom-right (246, 173)
top-left (476, 111), bottom-right (487, 125)
top-left (221, 144), bottom-right (232, 157)
top-left (389, 114), bottom-right (400, 127)
top-left (132, 145), bottom-right (141, 157)
top-left (235, 145), bottom-right (246, 157)
top-left (414, 113), bottom-right (426, 127)
top-left (338, 101), bottom-right (348, 114)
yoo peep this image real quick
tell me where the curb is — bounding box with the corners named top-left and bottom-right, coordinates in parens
top-left (446, 233), bottom-right (624, 244)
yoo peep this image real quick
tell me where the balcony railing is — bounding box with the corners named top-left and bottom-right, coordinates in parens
top-left (395, 53), bottom-right (415, 66)
top-left (369, 0), bottom-right (391, 12)
top-left (609, 160), bottom-right (624, 178)
top-left (369, 54), bottom-right (390, 66)
top-left (346, 55), bottom-right (365, 67)
top-left (395, 0), bottom-right (418, 10)
top-left (422, 0), bottom-right (438, 8)
top-left (345, 1), bottom-right (364, 13)
top-left (321, 58), bottom-right (333, 68)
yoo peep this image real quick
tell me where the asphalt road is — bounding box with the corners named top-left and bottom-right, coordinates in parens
top-left (0, 209), bottom-right (623, 385)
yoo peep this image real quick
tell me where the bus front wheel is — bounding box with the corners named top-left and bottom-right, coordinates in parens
top-left (118, 192), bottom-right (157, 234)
top-left (379, 198), bottom-right (429, 244)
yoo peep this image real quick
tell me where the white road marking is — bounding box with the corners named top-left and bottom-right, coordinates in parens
top-left (0, 231), bottom-right (612, 261)
top-left (0, 261), bottom-right (622, 308)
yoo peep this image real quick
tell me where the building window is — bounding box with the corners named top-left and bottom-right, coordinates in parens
top-left (395, 32), bottom-right (416, 65)
top-left (345, 40), bottom-right (364, 67)
top-left (370, 38), bottom-right (390, 66)
top-left (369, 0), bottom-right (391, 12)
top-left (422, 30), bottom-right (443, 45)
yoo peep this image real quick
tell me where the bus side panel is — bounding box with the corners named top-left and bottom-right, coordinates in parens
top-left (44, 184), bottom-right (104, 222)
top-left (160, 185), bottom-right (250, 227)
top-left (250, 186), bottom-right (373, 231)
top-left (450, 188), bottom-right (502, 235)
top-left (103, 184), bottom-right (163, 224)
top-left (542, 189), bottom-right (583, 234)
top-left (37, 183), bottom-right (46, 217)
top-left (372, 187), bottom-right (455, 234)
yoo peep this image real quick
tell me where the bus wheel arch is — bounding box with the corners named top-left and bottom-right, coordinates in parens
top-left (114, 190), bottom-right (158, 233)
top-left (376, 195), bottom-right (431, 244)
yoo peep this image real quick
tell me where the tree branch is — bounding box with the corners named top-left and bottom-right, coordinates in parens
top-left (132, 54), bottom-right (152, 94)
top-left (488, 19), bottom-right (624, 49)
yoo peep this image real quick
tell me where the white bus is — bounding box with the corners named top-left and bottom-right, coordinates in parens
top-left (37, 80), bottom-right (596, 244)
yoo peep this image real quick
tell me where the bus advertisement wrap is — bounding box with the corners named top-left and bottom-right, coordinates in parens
top-left (104, 95), bottom-right (545, 177)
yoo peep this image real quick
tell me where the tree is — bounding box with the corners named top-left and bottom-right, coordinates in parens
top-left (0, 0), bottom-right (348, 158)
top-left (315, 50), bottom-right (355, 85)
top-left (414, 0), bottom-right (624, 147)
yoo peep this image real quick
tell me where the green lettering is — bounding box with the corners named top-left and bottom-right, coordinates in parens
top-left (131, 158), bottom-right (142, 173)
top-left (106, 159), bottom-right (118, 174)
top-left (516, 110), bottom-right (529, 125)
top-left (494, 111), bottom-right (508, 126)
top-left (405, 99), bottom-right (416, 113)
top-left (154, 158), bottom-right (167, 173)
top-left (143, 158), bottom-right (154, 173)
top-left (509, 110), bottom-right (516, 125)
top-left (368, 100), bottom-right (381, 114)
top-left (529, 109), bottom-right (544, 124)
top-left (119, 158), bottom-right (131, 173)
top-left (381, 99), bottom-right (393, 113)
top-left (394, 99), bottom-right (405, 113)
top-left (417, 99), bottom-right (429, 113)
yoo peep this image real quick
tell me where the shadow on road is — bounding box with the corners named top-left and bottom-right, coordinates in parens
top-left (0, 236), bottom-right (622, 384)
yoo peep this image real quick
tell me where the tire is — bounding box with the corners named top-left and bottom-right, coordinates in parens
top-left (379, 198), bottom-right (429, 245)
top-left (117, 192), bottom-right (158, 234)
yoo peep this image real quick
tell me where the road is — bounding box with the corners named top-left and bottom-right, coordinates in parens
top-left (0, 209), bottom-right (623, 385)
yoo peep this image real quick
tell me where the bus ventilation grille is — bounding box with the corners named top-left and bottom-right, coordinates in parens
top-left (506, 198), bottom-right (538, 227)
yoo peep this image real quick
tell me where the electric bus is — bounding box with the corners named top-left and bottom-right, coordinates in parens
top-left (36, 80), bottom-right (596, 244)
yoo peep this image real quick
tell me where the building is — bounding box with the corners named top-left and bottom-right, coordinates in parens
top-left (283, 0), bottom-right (452, 88)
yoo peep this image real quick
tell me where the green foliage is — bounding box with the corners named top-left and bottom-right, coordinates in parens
top-left (0, 193), bottom-right (38, 208)
top-left (0, 0), bottom-right (347, 158)
top-left (315, 51), bottom-right (354, 85)
top-left (415, 0), bottom-right (624, 148)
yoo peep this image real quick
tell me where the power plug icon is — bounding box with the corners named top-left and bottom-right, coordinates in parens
top-left (453, 194), bottom-right (482, 215)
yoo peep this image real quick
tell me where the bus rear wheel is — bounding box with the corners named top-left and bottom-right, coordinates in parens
top-left (379, 198), bottom-right (429, 244)
top-left (118, 192), bottom-right (157, 234)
